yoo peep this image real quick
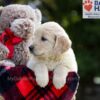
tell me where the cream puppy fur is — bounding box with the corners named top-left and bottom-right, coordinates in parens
top-left (27, 22), bottom-right (78, 89)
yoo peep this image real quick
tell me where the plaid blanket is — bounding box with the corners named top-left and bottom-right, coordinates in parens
top-left (0, 65), bottom-right (79, 100)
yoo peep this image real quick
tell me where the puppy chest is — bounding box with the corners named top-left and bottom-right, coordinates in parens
top-left (45, 61), bottom-right (58, 71)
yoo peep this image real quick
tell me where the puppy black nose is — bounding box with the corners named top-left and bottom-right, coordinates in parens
top-left (29, 46), bottom-right (34, 52)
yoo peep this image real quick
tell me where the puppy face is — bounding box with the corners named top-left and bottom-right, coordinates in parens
top-left (29, 22), bottom-right (72, 57)
top-left (29, 28), bottom-right (55, 57)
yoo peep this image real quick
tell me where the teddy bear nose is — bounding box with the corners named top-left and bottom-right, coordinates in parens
top-left (29, 46), bottom-right (34, 52)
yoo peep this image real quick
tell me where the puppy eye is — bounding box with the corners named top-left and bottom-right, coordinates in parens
top-left (41, 37), bottom-right (48, 41)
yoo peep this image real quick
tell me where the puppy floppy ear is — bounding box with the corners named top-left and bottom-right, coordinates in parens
top-left (0, 6), bottom-right (3, 15)
top-left (54, 34), bottom-right (72, 55)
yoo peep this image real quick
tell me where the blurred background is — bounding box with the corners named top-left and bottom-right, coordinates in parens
top-left (0, 0), bottom-right (100, 100)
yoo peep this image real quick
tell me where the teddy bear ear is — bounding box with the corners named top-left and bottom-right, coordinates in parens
top-left (35, 9), bottom-right (42, 23)
top-left (0, 6), bottom-right (3, 15)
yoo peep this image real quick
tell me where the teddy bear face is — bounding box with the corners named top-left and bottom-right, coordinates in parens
top-left (0, 4), bottom-right (42, 32)
top-left (10, 18), bottom-right (35, 41)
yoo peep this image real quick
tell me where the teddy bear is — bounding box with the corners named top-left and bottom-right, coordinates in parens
top-left (0, 4), bottom-right (42, 66)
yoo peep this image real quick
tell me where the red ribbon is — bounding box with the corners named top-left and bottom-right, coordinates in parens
top-left (0, 28), bottom-right (23, 59)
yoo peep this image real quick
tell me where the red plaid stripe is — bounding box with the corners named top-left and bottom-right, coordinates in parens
top-left (0, 65), bottom-right (79, 100)
top-left (16, 76), bottom-right (34, 97)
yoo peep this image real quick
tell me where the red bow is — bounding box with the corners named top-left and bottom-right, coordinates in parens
top-left (0, 28), bottom-right (23, 59)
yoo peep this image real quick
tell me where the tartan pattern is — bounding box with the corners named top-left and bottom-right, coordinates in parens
top-left (0, 65), bottom-right (79, 100)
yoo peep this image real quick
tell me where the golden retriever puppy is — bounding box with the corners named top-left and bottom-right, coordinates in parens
top-left (27, 22), bottom-right (78, 89)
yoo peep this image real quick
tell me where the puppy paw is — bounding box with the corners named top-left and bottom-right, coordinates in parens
top-left (36, 77), bottom-right (49, 88)
top-left (53, 77), bottom-right (66, 89)
top-left (11, 18), bottom-right (34, 38)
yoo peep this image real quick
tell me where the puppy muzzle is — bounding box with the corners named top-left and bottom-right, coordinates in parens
top-left (29, 46), bottom-right (34, 53)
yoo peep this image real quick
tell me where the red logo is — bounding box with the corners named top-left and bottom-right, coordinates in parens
top-left (83, 0), bottom-right (93, 11)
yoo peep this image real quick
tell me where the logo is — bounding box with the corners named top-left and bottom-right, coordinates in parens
top-left (83, 0), bottom-right (93, 11)
top-left (83, 0), bottom-right (100, 19)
